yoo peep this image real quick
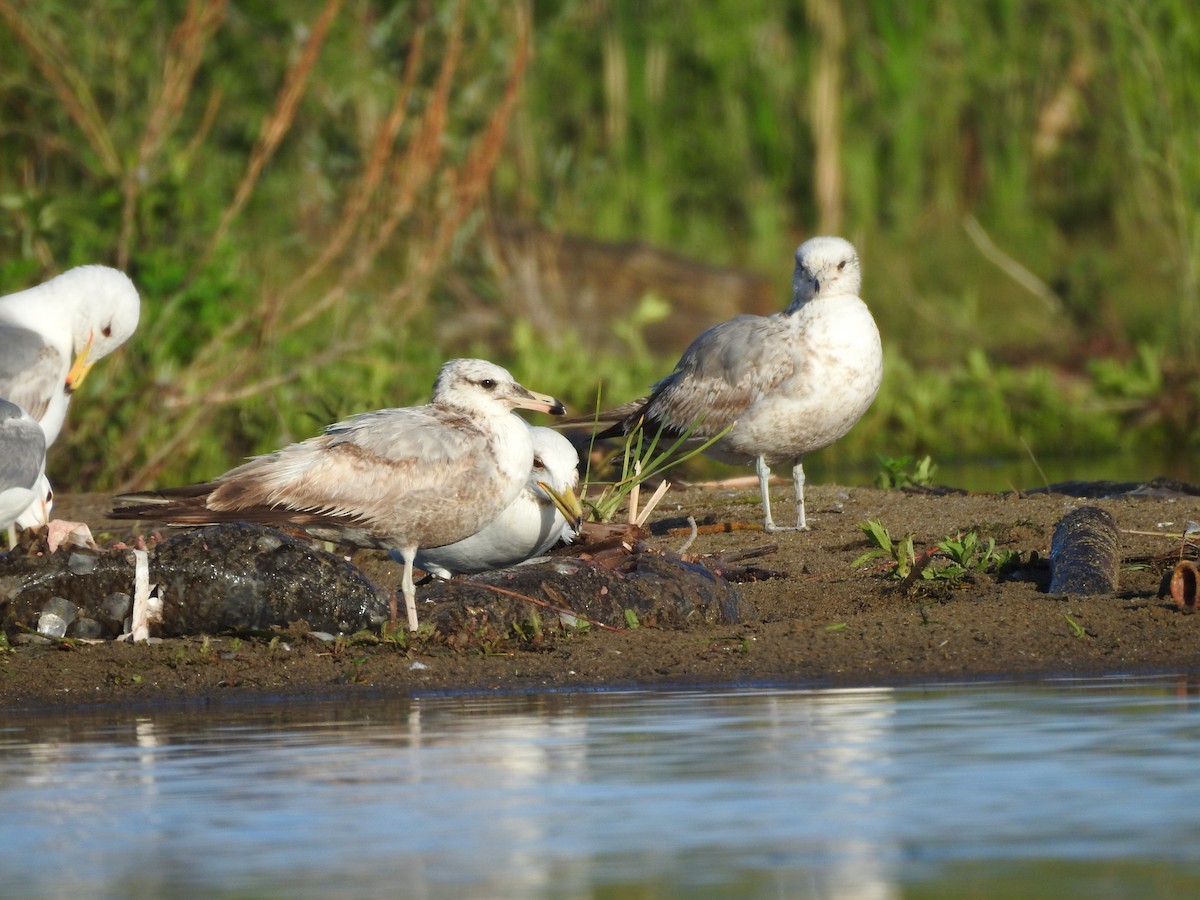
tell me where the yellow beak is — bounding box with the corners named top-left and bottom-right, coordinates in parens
top-left (539, 480), bottom-right (585, 533)
top-left (65, 332), bottom-right (96, 393)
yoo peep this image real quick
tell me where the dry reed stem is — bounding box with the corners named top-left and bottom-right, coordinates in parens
top-left (118, 0), bottom-right (228, 267)
top-left (0, 0), bottom-right (121, 177)
top-left (205, 0), bottom-right (345, 260)
top-left (124, 5), bottom-right (524, 487)
top-left (182, 0), bottom-right (347, 378)
top-left (806, 0), bottom-right (845, 235)
top-left (276, 21), bottom-right (430, 312)
top-left (288, 2), bottom-right (466, 334)
top-left (386, 2), bottom-right (529, 311)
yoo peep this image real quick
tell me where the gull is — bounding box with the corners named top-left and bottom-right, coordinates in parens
top-left (0, 265), bottom-right (141, 447)
top-left (411, 425), bottom-right (583, 578)
top-left (110, 358), bottom-right (566, 631)
top-left (566, 235), bottom-right (882, 531)
top-left (1, 399), bottom-right (49, 540)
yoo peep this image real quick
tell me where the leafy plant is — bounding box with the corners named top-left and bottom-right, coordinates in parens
top-left (581, 412), bottom-right (734, 525)
top-left (875, 454), bottom-right (939, 489)
top-left (854, 520), bottom-right (1017, 585)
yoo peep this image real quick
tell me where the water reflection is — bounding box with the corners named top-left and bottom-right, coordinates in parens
top-left (2, 678), bottom-right (1200, 897)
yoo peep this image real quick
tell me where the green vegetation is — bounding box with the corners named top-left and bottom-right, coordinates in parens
top-left (1, 2), bottom-right (1198, 491)
top-left (875, 454), bottom-right (938, 490)
top-left (854, 519), bottom-right (1017, 585)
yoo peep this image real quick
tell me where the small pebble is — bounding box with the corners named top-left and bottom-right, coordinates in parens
top-left (409, 660), bottom-right (429, 671)
top-left (67, 553), bottom-right (98, 575)
top-left (307, 631), bottom-right (337, 643)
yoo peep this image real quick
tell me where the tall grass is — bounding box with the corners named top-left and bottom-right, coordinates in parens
top-left (1, 1), bottom-right (530, 489)
top-left (3, 1), bottom-right (1199, 492)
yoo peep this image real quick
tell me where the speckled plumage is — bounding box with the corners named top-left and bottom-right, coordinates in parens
top-left (413, 425), bottom-right (582, 577)
top-left (111, 358), bottom-right (566, 630)
top-left (577, 236), bottom-right (882, 530)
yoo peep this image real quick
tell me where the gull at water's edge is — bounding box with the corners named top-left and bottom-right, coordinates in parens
top-left (110, 359), bottom-right (567, 631)
top-left (560, 236), bottom-right (883, 531)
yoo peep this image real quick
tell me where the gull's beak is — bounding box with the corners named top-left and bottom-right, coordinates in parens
top-left (539, 480), bottom-right (584, 533)
top-left (511, 385), bottom-right (567, 416)
top-left (65, 332), bottom-right (96, 393)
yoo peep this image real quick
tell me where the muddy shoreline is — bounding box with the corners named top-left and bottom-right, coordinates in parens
top-left (4, 482), bottom-right (1199, 711)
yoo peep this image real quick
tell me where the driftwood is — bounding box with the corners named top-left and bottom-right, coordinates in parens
top-left (1047, 506), bottom-right (1120, 595)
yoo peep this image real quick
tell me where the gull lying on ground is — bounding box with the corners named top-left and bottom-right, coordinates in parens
top-left (110, 358), bottom-right (566, 631)
top-left (411, 425), bottom-right (583, 578)
top-left (562, 235), bottom-right (882, 531)
top-left (0, 399), bottom-right (49, 541)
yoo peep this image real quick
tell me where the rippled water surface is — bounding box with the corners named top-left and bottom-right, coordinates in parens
top-left (4, 676), bottom-right (1200, 898)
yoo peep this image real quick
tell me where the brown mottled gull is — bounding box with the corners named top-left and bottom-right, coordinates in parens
top-left (564, 235), bottom-right (882, 531)
top-left (111, 358), bottom-right (566, 631)
top-left (412, 424), bottom-right (583, 578)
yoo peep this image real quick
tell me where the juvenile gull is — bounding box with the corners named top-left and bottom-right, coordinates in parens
top-left (411, 425), bottom-right (583, 578)
top-left (567, 235), bottom-right (882, 531)
top-left (0, 399), bottom-right (49, 537)
top-left (110, 359), bottom-right (566, 631)
top-left (0, 265), bottom-right (141, 447)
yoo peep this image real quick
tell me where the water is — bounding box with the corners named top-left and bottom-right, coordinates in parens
top-left (4, 677), bottom-right (1200, 898)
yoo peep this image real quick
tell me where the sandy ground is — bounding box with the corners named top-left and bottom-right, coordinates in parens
top-left (3, 480), bottom-right (1199, 711)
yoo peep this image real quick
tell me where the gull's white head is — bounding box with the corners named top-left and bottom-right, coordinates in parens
top-left (789, 236), bottom-right (862, 309)
top-left (42, 266), bottom-right (141, 392)
top-left (528, 426), bottom-right (583, 534)
top-left (432, 358), bottom-right (566, 418)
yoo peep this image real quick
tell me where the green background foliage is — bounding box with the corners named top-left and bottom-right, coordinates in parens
top-left (1, 0), bottom-right (1197, 490)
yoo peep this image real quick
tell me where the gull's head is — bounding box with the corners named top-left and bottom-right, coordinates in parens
top-left (432, 358), bottom-right (566, 418)
top-left (789, 236), bottom-right (862, 308)
top-left (52, 266), bottom-right (141, 391)
top-left (528, 426), bottom-right (584, 533)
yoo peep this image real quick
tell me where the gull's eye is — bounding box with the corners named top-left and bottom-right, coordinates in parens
top-left (102, 322), bottom-right (113, 337)
top-left (480, 378), bottom-right (497, 390)
top-left (532, 456), bottom-right (545, 470)
top-left (837, 260), bottom-right (847, 272)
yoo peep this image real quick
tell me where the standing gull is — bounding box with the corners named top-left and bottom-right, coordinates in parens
top-left (0, 399), bottom-right (49, 537)
top-left (412, 425), bottom-right (583, 578)
top-left (568, 235), bottom-right (882, 531)
top-left (111, 358), bottom-right (566, 631)
top-left (0, 265), bottom-right (141, 447)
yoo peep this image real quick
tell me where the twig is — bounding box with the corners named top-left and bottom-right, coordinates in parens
top-left (478, 583), bottom-right (624, 632)
top-left (964, 214), bottom-right (1063, 315)
top-left (635, 479), bottom-right (671, 527)
top-left (677, 516), bottom-right (698, 555)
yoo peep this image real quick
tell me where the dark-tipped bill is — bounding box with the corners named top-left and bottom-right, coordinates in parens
top-left (539, 480), bottom-right (584, 533)
top-left (511, 386), bottom-right (567, 416)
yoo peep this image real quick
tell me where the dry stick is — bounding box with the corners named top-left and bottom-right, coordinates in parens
top-left (274, 24), bottom-right (429, 311)
top-left (201, 0), bottom-right (344, 271)
top-left (635, 480), bottom-right (671, 528)
top-left (118, 0), bottom-right (228, 267)
top-left (283, 12), bottom-right (456, 336)
top-left (177, 0), bottom-right (346, 385)
top-left (396, 4), bottom-right (530, 308)
top-left (478, 584), bottom-right (625, 633)
top-left (0, 0), bottom-right (121, 177)
top-left (964, 214), bottom-right (1063, 315)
